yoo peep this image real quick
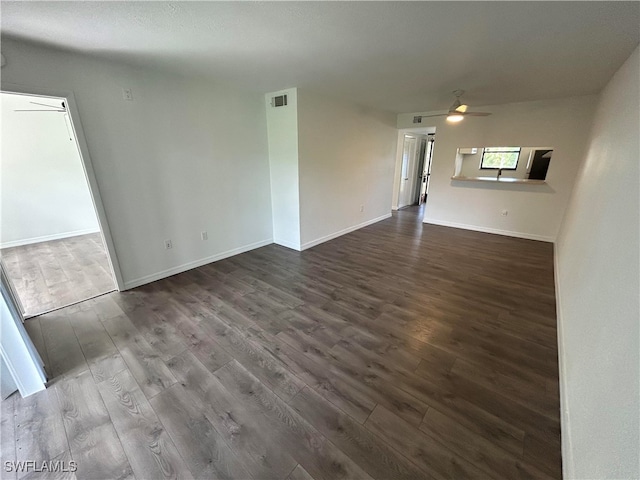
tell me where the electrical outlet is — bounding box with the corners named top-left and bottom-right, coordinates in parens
top-left (501, 210), bottom-right (508, 216)
top-left (122, 88), bottom-right (133, 101)
top-left (164, 239), bottom-right (172, 249)
top-left (201, 231), bottom-right (208, 241)
top-left (360, 205), bottom-right (364, 212)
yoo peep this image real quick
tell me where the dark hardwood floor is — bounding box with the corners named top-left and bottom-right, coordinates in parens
top-left (1, 207), bottom-right (561, 479)
top-left (0, 233), bottom-right (115, 317)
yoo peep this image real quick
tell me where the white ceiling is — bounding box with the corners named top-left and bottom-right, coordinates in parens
top-left (2, 2), bottom-right (638, 113)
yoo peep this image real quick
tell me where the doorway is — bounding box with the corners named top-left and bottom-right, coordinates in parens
top-left (417, 134), bottom-right (435, 205)
top-left (0, 90), bottom-right (121, 318)
top-left (398, 134), bottom-right (418, 209)
top-left (393, 127), bottom-right (436, 211)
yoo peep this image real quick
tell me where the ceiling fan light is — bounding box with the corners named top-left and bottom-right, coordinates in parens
top-left (447, 114), bottom-right (464, 123)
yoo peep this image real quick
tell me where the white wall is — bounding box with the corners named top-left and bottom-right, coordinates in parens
top-left (555, 47), bottom-right (639, 479)
top-left (1, 93), bottom-right (99, 248)
top-left (297, 90), bottom-right (397, 249)
top-left (265, 88), bottom-right (301, 250)
top-left (398, 96), bottom-right (598, 242)
top-left (1, 38), bottom-right (273, 288)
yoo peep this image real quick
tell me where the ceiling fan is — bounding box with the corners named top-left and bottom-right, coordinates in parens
top-left (14, 100), bottom-right (66, 113)
top-left (12, 99), bottom-right (74, 140)
top-left (413, 90), bottom-right (491, 124)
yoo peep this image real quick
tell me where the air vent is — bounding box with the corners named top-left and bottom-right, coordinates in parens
top-left (413, 116), bottom-right (422, 124)
top-left (271, 95), bottom-right (288, 107)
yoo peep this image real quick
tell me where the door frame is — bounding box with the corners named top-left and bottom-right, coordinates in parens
top-left (1, 82), bottom-right (125, 293)
top-left (419, 134), bottom-right (436, 204)
top-left (1, 262), bottom-right (47, 396)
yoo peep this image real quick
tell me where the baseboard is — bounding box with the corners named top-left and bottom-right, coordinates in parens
top-left (300, 213), bottom-right (392, 251)
top-left (423, 218), bottom-right (555, 243)
top-left (0, 228), bottom-right (101, 249)
top-left (554, 243), bottom-right (573, 479)
top-left (123, 238), bottom-right (273, 290)
top-left (273, 238), bottom-right (302, 251)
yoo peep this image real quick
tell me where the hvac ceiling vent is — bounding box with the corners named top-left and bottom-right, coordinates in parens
top-left (413, 116), bottom-right (422, 124)
top-left (271, 95), bottom-right (288, 107)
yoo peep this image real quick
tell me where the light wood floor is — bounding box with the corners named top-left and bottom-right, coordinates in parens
top-left (0, 233), bottom-right (115, 317)
top-left (1, 207), bottom-right (561, 479)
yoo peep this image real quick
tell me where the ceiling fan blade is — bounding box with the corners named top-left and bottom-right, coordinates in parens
top-left (455, 104), bottom-right (468, 113)
top-left (461, 111), bottom-right (491, 116)
top-left (29, 101), bottom-right (65, 110)
top-left (14, 109), bottom-right (66, 112)
top-left (417, 113), bottom-right (448, 118)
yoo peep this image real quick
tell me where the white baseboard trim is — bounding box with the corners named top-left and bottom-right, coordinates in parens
top-left (123, 238), bottom-right (273, 290)
top-left (300, 213), bottom-right (392, 251)
top-left (0, 228), bottom-right (101, 249)
top-left (554, 243), bottom-right (573, 479)
top-left (423, 218), bottom-right (555, 243)
top-left (273, 238), bottom-right (302, 251)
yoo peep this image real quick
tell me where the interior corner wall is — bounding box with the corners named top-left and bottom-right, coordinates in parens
top-left (555, 46), bottom-right (639, 479)
top-left (398, 96), bottom-right (598, 242)
top-left (296, 90), bottom-right (397, 249)
top-left (1, 93), bottom-right (99, 248)
top-left (265, 88), bottom-right (301, 250)
top-left (1, 38), bottom-right (273, 288)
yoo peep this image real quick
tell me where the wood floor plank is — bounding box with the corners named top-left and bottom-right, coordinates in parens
top-left (289, 386), bottom-right (429, 480)
top-left (278, 326), bottom-right (427, 426)
top-left (70, 423), bottom-right (134, 480)
top-left (1, 394), bottom-right (17, 480)
top-left (39, 310), bottom-right (89, 379)
top-left (54, 370), bottom-right (110, 450)
top-left (149, 383), bottom-right (253, 480)
top-left (116, 335), bottom-right (177, 399)
top-left (328, 337), bottom-right (529, 457)
top-left (287, 464), bottom-right (315, 480)
top-left (14, 387), bottom-right (68, 467)
top-left (421, 407), bottom-right (553, 480)
top-left (163, 302), bottom-right (233, 373)
top-left (100, 312), bottom-right (177, 397)
top-left (90, 294), bottom-right (126, 321)
top-left (365, 404), bottom-right (488, 479)
top-left (214, 360), bottom-right (374, 480)
top-left (523, 430), bottom-right (562, 478)
top-left (166, 350), bottom-right (297, 479)
top-left (97, 368), bottom-right (195, 480)
top-left (197, 312), bottom-right (305, 402)
top-left (88, 352), bottom-right (128, 384)
top-left (263, 331), bottom-right (377, 423)
top-left (450, 357), bottom-right (560, 419)
top-left (18, 450), bottom-right (77, 480)
top-left (55, 370), bottom-right (133, 480)
top-left (67, 308), bottom-right (120, 382)
top-left (125, 304), bottom-right (188, 362)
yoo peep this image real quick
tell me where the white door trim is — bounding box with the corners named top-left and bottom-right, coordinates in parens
top-left (1, 264), bottom-right (46, 397)
top-left (1, 82), bottom-right (125, 291)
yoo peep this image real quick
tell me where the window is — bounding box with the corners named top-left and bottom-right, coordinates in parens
top-left (480, 147), bottom-right (521, 170)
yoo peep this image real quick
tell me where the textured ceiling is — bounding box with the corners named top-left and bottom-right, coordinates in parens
top-left (2, 2), bottom-right (638, 113)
